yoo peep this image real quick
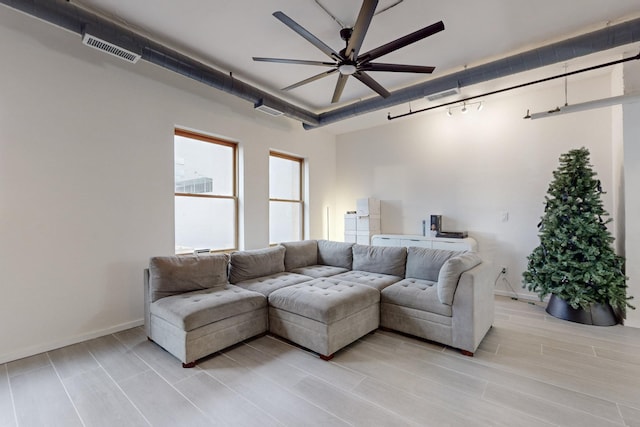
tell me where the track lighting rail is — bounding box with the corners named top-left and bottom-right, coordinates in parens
top-left (387, 51), bottom-right (640, 121)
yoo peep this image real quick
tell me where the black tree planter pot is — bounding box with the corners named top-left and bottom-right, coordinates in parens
top-left (546, 294), bottom-right (618, 326)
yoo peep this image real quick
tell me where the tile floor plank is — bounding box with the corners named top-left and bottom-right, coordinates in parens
top-left (619, 404), bottom-right (640, 427)
top-left (226, 342), bottom-right (413, 426)
top-left (129, 339), bottom-right (200, 385)
top-left (174, 371), bottom-right (282, 427)
top-left (364, 329), bottom-right (624, 421)
top-left (6, 352), bottom-right (51, 378)
top-left (341, 340), bottom-right (552, 427)
top-left (85, 334), bottom-right (150, 383)
top-left (246, 335), bottom-right (367, 391)
top-left (351, 376), bottom-right (477, 427)
top-left (0, 364), bottom-right (17, 427)
top-left (118, 370), bottom-right (212, 427)
top-left (49, 341), bottom-right (100, 380)
top-left (483, 382), bottom-right (624, 427)
top-left (63, 367), bottom-right (150, 427)
top-left (10, 365), bottom-right (83, 427)
top-left (199, 352), bottom-right (350, 426)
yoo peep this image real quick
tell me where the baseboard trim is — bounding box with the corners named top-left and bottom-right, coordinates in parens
top-left (0, 318), bottom-right (144, 365)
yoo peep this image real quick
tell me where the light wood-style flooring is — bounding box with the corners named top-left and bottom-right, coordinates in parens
top-left (2, 296), bottom-right (640, 426)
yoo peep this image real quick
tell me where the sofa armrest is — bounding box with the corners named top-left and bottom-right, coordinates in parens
top-left (451, 261), bottom-right (494, 353)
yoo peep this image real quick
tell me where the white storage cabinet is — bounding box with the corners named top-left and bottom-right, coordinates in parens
top-left (371, 234), bottom-right (477, 252)
top-left (345, 198), bottom-right (380, 245)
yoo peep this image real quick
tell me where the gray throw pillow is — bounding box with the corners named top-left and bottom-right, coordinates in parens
top-left (281, 240), bottom-right (318, 271)
top-left (229, 246), bottom-right (285, 284)
top-left (317, 240), bottom-right (354, 269)
top-left (437, 252), bottom-right (482, 305)
top-left (149, 254), bottom-right (229, 302)
top-left (405, 247), bottom-right (461, 281)
top-left (352, 244), bottom-right (407, 277)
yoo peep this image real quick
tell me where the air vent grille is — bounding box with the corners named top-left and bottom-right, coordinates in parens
top-left (426, 87), bottom-right (460, 102)
top-left (254, 100), bottom-right (284, 117)
top-left (82, 33), bottom-right (141, 63)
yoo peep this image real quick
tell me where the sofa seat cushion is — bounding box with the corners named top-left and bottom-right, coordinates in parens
top-left (381, 279), bottom-right (452, 317)
top-left (329, 271), bottom-right (402, 291)
top-left (290, 265), bottom-right (349, 278)
top-left (150, 285), bottom-right (266, 332)
top-left (281, 240), bottom-right (318, 271)
top-left (234, 272), bottom-right (313, 297)
top-left (268, 278), bottom-right (379, 324)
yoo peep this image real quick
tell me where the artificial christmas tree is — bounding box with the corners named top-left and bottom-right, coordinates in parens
top-left (523, 147), bottom-right (633, 325)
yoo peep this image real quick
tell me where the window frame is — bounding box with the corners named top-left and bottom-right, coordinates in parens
top-left (269, 151), bottom-right (304, 244)
top-left (174, 128), bottom-right (238, 253)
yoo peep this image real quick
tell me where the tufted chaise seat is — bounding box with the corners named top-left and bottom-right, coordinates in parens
top-left (145, 254), bottom-right (268, 367)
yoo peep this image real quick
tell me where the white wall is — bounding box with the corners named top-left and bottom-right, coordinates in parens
top-left (623, 58), bottom-right (640, 328)
top-left (0, 8), bottom-right (336, 363)
top-left (335, 73), bottom-right (621, 301)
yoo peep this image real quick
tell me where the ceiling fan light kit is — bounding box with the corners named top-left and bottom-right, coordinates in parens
top-left (253, 0), bottom-right (445, 104)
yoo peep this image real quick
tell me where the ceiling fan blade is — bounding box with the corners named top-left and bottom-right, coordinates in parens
top-left (362, 63), bottom-right (436, 73)
top-left (358, 21), bottom-right (445, 63)
top-left (273, 11), bottom-right (340, 61)
top-left (344, 0), bottom-right (378, 60)
top-left (331, 74), bottom-right (349, 103)
top-left (253, 57), bottom-right (336, 67)
top-left (353, 71), bottom-right (391, 98)
top-left (282, 69), bottom-right (338, 91)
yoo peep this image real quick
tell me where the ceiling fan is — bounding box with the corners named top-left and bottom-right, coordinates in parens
top-left (253, 0), bottom-right (444, 104)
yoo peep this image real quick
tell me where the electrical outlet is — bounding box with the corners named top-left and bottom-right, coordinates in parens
top-left (500, 266), bottom-right (507, 275)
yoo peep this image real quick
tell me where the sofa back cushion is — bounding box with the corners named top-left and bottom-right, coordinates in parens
top-left (229, 246), bottom-right (285, 284)
top-left (149, 254), bottom-right (229, 302)
top-left (405, 247), bottom-right (461, 282)
top-left (281, 240), bottom-right (318, 271)
top-left (317, 240), bottom-right (354, 269)
top-left (352, 244), bottom-right (407, 277)
top-left (437, 252), bottom-right (482, 305)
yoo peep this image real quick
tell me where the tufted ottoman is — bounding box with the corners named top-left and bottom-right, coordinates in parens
top-left (268, 278), bottom-right (380, 360)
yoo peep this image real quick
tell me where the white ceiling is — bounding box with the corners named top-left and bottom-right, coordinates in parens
top-left (75, 0), bottom-right (640, 131)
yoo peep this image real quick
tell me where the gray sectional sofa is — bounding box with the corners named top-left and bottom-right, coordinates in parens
top-left (144, 240), bottom-right (494, 367)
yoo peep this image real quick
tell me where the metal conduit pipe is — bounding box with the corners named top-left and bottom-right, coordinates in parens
top-left (0, 0), bottom-right (320, 126)
top-left (303, 16), bottom-right (640, 129)
top-left (3, 0), bottom-right (639, 130)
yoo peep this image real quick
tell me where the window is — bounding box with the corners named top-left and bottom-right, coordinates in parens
top-left (174, 129), bottom-right (237, 253)
top-left (269, 152), bottom-right (303, 244)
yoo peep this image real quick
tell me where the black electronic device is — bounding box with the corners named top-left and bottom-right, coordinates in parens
top-left (430, 215), bottom-right (442, 233)
top-left (436, 231), bottom-right (468, 239)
